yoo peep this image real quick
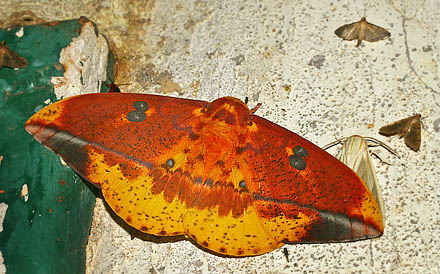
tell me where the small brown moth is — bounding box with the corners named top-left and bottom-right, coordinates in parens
top-left (0, 41), bottom-right (28, 70)
top-left (335, 17), bottom-right (391, 47)
top-left (379, 114), bottom-right (422, 151)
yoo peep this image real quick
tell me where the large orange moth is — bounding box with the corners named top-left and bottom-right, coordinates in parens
top-left (379, 114), bottom-right (422, 152)
top-left (25, 93), bottom-right (384, 256)
top-left (335, 17), bottom-right (391, 47)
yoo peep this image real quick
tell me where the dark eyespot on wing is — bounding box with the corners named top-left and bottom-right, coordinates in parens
top-left (133, 101), bottom-right (149, 111)
top-left (127, 110), bottom-right (146, 122)
top-left (289, 155), bottom-right (306, 170)
top-left (293, 145), bottom-right (308, 157)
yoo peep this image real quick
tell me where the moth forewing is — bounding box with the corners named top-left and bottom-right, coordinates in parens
top-left (334, 22), bottom-right (359, 41)
top-left (336, 136), bottom-right (385, 223)
top-left (363, 22), bottom-right (391, 42)
top-left (0, 41), bottom-right (28, 70)
top-left (378, 121), bottom-right (406, 136)
top-left (379, 114), bottom-right (422, 152)
top-left (404, 117), bottom-right (422, 151)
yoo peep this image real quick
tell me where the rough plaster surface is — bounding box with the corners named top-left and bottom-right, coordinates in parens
top-left (51, 21), bottom-right (109, 99)
top-left (1, 0), bottom-right (439, 273)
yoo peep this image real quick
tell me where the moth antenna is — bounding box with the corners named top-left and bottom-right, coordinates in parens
top-left (370, 150), bottom-right (398, 166)
top-left (250, 103), bottom-right (262, 114)
top-left (363, 136), bottom-right (400, 159)
top-left (321, 135), bottom-right (348, 150)
top-left (419, 116), bottom-right (430, 134)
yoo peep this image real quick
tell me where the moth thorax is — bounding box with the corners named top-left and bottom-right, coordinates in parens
top-left (206, 97), bottom-right (251, 128)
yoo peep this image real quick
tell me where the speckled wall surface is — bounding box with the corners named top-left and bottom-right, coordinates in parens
top-left (1, 0), bottom-right (439, 273)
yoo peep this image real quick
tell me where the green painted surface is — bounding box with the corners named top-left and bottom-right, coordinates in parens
top-left (0, 18), bottom-right (111, 274)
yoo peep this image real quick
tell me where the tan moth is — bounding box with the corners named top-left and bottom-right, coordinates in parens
top-left (334, 17), bottom-right (391, 47)
top-left (379, 114), bottom-right (422, 152)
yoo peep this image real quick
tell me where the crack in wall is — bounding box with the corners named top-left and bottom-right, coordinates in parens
top-left (397, 3), bottom-right (440, 107)
top-left (402, 16), bottom-right (438, 95)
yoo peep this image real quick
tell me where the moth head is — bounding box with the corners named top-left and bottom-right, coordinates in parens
top-left (204, 97), bottom-right (252, 129)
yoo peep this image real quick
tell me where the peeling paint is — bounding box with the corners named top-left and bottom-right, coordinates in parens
top-left (20, 184), bottom-right (29, 202)
top-left (15, 26), bottom-right (24, 37)
top-left (0, 202), bottom-right (8, 232)
top-left (0, 251), bottom-right (5, 274)
top-left (51, 21), bottom-right (109, 99)
top-left (60, 157), bottom-right (68, 166)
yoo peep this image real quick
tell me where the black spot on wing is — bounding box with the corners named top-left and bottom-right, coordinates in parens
top-left (289, 155), bottom-right (306, 170)
top-left (289, 146), bottom-right (308, 170)
top-left (127, 110), bottom-right (146, 122)
top-left (127, 101), bottom-right (149, 122)
top-left (293, 145), bottom-right (308, 157)
top-left (133, 101), bottom-right (149, 111)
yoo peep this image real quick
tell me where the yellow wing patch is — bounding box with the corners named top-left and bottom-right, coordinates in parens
top-left (86, 146), bottom-right (188, 235)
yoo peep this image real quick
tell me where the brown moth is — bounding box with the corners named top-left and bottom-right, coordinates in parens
top-left (335, 17), bottom-right (390, 47)
top-left (379, 114), bottom-right (422, 151)
top-left (0, 41), bottom-right (28, 70)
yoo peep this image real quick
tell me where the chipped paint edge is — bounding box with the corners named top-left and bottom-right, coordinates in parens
top-left (51, 21), bottom-right (109, 99)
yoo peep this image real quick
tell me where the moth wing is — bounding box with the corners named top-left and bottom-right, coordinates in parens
top-left (335, 21), bottom-right (360, 41)
top-left (0, 46), bottom-right (5, 69)
top-left (403, 115), bottom-right (421, 151)
top-left (245, 118), bottom-right (384, 245)
top-left (179, 119), bottom-right (284, 256)
top-left (182, 177), bottom-right (284, 256)
top-left (379, 115), bottom-right (417, 137)
top-left (0, 43), bottom-right (28, 69)
top-left (337, 136), bottom-right (385, 223)
top-left (183, 117), bottom-right (384, 256)
top-left (25, 93), bottom-right (207, 236)
top-left (363, 21), bottom-right (391, 42)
